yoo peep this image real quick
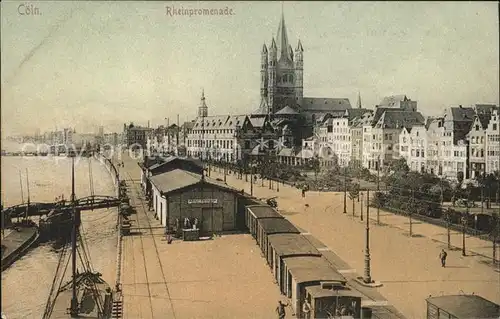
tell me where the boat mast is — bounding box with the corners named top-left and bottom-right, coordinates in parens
top-left (25, 169), bottom-right (30, 222)
top-left (19, 170), bottom-right (24, 204)
top-left (70, 156), bottom-right (80, 317)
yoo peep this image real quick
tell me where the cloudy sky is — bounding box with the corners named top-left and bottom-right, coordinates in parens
top-left (1, 1), bottom-right (498, 136)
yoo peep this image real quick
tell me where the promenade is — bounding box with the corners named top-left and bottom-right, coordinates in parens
top-left (209, 169), bottom-right (500, 318)
top-left (118, 155), bottom-right (292, 319)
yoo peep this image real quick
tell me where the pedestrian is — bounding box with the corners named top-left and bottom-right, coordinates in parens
top-left (439, 249), bottom-right (448, 267)
top-left (302, 299), bottom-right (312, 319)
top-left (276, 301), bottom-right (288, 319)
top-left (302, 188), bottom-right (306, 198)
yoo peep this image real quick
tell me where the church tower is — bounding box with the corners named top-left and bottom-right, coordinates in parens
top-left (198, 89), bottom-right (208, 117)
top-left (261, 44), bottom-right (268, 100)
top-left (260, 9), bottom-right (304, 115)
top-left (294, 40), bottom-right (304, 104)
top-left (267, 38), bottom-right (277, 114)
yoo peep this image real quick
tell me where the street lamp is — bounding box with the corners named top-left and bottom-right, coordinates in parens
top-left (377, 155), bottom-right (380, 224)
top-left (343, 167), bottom-right (347, 214)
top-left (364, 190), bottom-right (372, 284)
top-left (360, 192), bottom-right (364, 221)
top-left (250, 163), bottom-right (254, 196)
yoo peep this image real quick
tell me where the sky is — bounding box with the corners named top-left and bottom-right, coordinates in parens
top-left (1, 1), bottom-right (499, 136)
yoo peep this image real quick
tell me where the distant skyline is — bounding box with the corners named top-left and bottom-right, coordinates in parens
top-left (1, 1), bottom-right (498, 136)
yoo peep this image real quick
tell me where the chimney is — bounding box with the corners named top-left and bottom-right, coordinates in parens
top-left (148, 120), bottom-right (150, 128)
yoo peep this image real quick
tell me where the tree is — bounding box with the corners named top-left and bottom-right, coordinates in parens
top-left (310, 156), bottom-right (320, 180)
top-left (348, 182), bottom-right (360, 216)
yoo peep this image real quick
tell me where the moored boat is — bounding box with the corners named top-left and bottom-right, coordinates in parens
top-left (42, 157), bottom-right (114, 319)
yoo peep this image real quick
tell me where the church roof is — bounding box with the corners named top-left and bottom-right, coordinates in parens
top-left (276, 105), bottom-right (299, 115)
top-left (302, 98), bottom-right (352, 112)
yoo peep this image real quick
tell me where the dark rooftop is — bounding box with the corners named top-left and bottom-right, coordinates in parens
top-left (426, 294), bottom-right (500, 319)
top-left (149, 169), bottom-right (240, 195)
top-left (305, 285), bottom-right (362, 299)
top-left (267, 233), bottom-right (322, 257)
top-left (247, 205), bottom-right (283, 219)
top-left (258, 218), bottom-right (300, 234)
top-left (283, 256), bottom-right (346, 284)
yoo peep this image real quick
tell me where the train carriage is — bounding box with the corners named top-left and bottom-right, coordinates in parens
top-left (245, 205), bottom-right (283, 240)
top-left (267, 233), bottom-right (322, 283)
top-left (305, 285), bottom-right (363, 319)
top-left (283, 256), bottom-right (347, 318)
top-left (256, 218), bottom-right (300, 260)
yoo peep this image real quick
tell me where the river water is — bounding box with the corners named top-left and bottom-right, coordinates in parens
top-left (1, 155), bottom-right (118, 319)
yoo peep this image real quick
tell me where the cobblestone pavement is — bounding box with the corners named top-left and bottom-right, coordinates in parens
top-left (209, 169), bottom-right (500, 318)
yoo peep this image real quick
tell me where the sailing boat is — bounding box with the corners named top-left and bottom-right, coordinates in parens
top-left (42, 156), bottom-right (114, 319)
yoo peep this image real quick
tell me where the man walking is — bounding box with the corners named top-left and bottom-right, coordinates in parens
top-left (439, 249), bottom-right (448, 267)
top-left (276, 301), bottom-right (288, 319)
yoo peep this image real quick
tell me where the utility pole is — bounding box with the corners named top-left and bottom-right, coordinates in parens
top-left (250, 164), bottom-right (254, 196)
top-left (377, 155), bottom-right (380, 224)
top-left (343, 167), bottom-right (347, 214)
top-left (410, 189), bottom-right (414, 237)
top-left (364, 190), bottom-right (372, 284)
top-left (360, 192), bottom-right (364, 221)
top-left (463, 190), bottom-right (470, 256)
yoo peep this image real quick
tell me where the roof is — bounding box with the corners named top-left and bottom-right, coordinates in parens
top-left (258, 218), bottom-right (300, 234)
top-left (192, 115), bottom-right (250, 130)
top-left (426, 295), bottom-right (500, 319)
top-left (302, 98), bottom-right (352, 112)
top-left (305, 286), bottom-right (363, 299)
top-left (267, 233), bottom-right (321, 257)
top-left (149, 169), bottom-right (240, 195)
top-left (276, 105), bottom-right (299, 115)
top-left (140, 156), bottom-right (165, 170)
top-left (378, 95), bottom-right (408, 106)
top-left (248, 115), bottom-right (267, 128)
top-left (374, 110), bottom-right (425, 129)
top-left (448, 107), bottom-right (475, 122)
top-left (278, 148), bottom-right (295, 157)
top-left (296, 148), bottom-right (314, 159)
top-left (283, 256), bottom-right (346, 284)
top-left (150, 169), bottom-right (200, 194)
top-left (474, 104), bottom-right (498, 114)
top-left (247, 205), bottom-right (283, 219)
top-left (147, 156), bottom-right (203, 173)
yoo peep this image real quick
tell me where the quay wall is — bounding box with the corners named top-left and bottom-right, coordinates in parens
top-left (1, 227), bottom-right (39, 272)
top-left (94, 153), bottom-right (123, 289)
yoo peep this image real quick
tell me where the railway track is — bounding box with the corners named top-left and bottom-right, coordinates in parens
top-left (124, 172), bottom-right (176, 319)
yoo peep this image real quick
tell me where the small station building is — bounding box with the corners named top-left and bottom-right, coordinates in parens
top-left (149, 168), bottom-right (245, 234)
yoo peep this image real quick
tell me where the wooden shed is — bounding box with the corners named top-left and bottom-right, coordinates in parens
top-left (256, 218), bottom-right (300, 259)
top-left (149, 169), bottom-right (243, 235)
top-left (305, 285), bottom-right (362, 319)
top-left (283, 256), bottom-right (347, 317)
top-left (426, 294), bottom-right (500, 319)
top-left (245, 205), bottom-right (283, 239)
top-left (267, 233), bottom-right (322, 289)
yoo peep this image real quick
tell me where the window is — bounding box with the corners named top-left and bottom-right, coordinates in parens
top-left (476, 125), bottom-right (480, 131)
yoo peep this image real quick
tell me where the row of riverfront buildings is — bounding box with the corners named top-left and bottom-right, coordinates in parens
top-left (122, 12), bottom-right (499, 183)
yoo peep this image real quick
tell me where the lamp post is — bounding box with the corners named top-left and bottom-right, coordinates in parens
top-left (343, 167), bottom-right (347, 214)
top-left (360, 192), bottom-right (364, 221)
top-left (377, 156), bottom-right (380, 224)
top-left (364, 190), bottom-right (372, 284)
top-left (250, 164), bottom-right (254, 196)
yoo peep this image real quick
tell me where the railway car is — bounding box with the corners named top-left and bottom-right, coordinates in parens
top-left (426, 294), bottom-right (500, 319)
top-left (256, 218), bottom-right (300, 259)
top-left (245, 205), bottom-right (283, 240)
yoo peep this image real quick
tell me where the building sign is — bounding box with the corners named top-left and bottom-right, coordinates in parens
top-left (188, 198), bottom-right (218, 204)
